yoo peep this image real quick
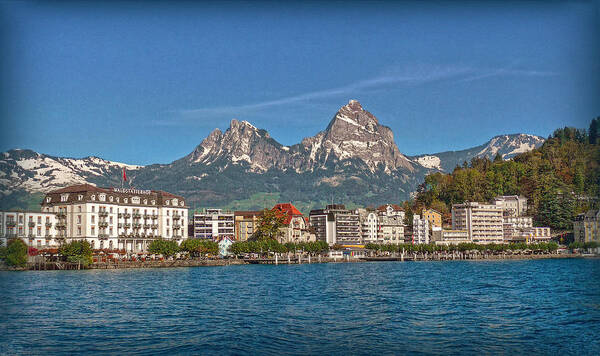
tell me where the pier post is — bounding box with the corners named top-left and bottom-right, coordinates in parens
top-left (288, 255), bottom-right (291, 264)
top-left (298, 255), bottom-right (301, 264)
top-left (275, 254), bottom-right (278, 265)
top-left (308, 255), bottom-right (311, 264)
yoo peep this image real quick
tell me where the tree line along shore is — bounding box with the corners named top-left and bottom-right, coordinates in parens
top-left (1, 238), bottom-right (598, 271)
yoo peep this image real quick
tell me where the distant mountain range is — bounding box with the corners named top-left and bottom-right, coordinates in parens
top-left (0, 100), bottom-right (545, 212)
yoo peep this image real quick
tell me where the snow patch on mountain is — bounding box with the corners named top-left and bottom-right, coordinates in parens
top-left (415, 156), bottom-right (442, 170)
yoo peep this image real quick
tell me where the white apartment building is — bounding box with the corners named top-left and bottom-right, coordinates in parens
top-left (193, 209), bottom-right (234, 240)
top-left (357, 208), bottom-right (379, 243)
top-left (0, 211), bottom-right (58, 248)
top-left (435, 229), bottom-right (470, 246)
top-left (309, 204), bottom-right (361, 246)
top-left (492, 195), bottom-right (528, 217)
top-left (41, 184), bottom-right (188, 253)
top-left (452, 202), bottom-right (504, 244)
top-left (412, 215), bottom-right (429, 244)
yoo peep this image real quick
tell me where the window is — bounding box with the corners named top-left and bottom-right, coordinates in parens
top-left (46, 217), bottom-right (49, 223)
top-left (167, 210), bottom-right (170, 216)
top-left (37, 216), bottom-right (41, 224)
top-left (109, 241), bottom-right (113, 249)
top-left (167, 219), bottom-right (170, 226)
top-left (78, 206), bottom-right (82, 213)
top-left (143, 199), bottom-right (147, 204)
top-left (19, 216), bottom-right (23, 223)
top-left (91, 240), bottom-right (95, 249)
top-left (151, 200), bottom-right (155, 205)
top-left (37, 227), bottom-right (41, 236)
top-left (91, 195), bottom-right (96, 201)
top-left (109, 207), bottom-right (113, 213)
top-left (100, 241), bottom-right (104, 249)
top-left (91, 216), bottom-right (95, 224)
top-left (124, 198), bottom-right (128, 203)
top-left (77, 227), bottom-right (82, 236)
top-left (109, 196), bottom-right (114, 202)
top-left (77, 215), bottom-right (81, 224)
top-left (109, 227), bottom-right (113, 235)
top-left (165, 200), bottom-right (170, 205)
top-left (99, 194), bottom-right (106, 201)
top-left (92, 206), bottom-right (95, 213)
top-left (61, 194), bottom-right (69, 202)
top-left (116, 197), bottom-right (120, 203)
top-left (46, 197), bottom-right (51, 203)
top-left (91, 227), bottom-right (95, 235)
top-left (109, 216), bottom-right (113, 223)
top-left (78, 195), bottom-right (83, 201)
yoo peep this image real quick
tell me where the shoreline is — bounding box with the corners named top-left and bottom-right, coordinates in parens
top-left (1, 252), bottom-right (595, 271)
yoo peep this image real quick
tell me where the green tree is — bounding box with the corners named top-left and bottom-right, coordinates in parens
top-left (181, 239), bottom-right (218, 257)
top-left (58, 240), bottom-right (93, 266)
top-left (148, 239), bottom-right (180, 257)
top-left (0, 239), bottom-right (28, 267)
top-left (252, 208), bottom-right (286, 241)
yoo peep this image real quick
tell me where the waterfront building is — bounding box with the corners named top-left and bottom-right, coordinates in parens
top-left (218, 236), bottom-right (234, 257)
top-left (357, 208), bottom-right (379, 243)
top-left (376, 204), bottom-right (405, 220)
top-left (573, 210), bottom-right (600, 243)
top-left (309, 204), bottom-right (361, 246)
top-left (193, 209), bottom-right (234, 240)
top-left (377, 214), bottom-right (404, 244)
top-left (422, 208), bottom-right (442, 228)
top-left (40, 184), bottom-right (188, 253)
top-left (412, 215), bottom-right (429, 244)
top-left (503, 216), bottom-right (533, 241)
top-left (0, 211), bottom-right (58, 248)
top-left (434, 229), bottom-right (471, 246)
top-left (272, 203), bottom-right (315, 243)
top-left (492, 195), bottom-right (528, 217)
top-left (452, 202), bottom-right (504, 244)
top-left (234, 210), bottom-right (263, 241)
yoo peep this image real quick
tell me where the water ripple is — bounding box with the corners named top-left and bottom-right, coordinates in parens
top-left (1, 259), bottom-right (600, 355)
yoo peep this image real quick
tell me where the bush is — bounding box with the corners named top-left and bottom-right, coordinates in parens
top-left (0, 239), bottom-right (28, 267)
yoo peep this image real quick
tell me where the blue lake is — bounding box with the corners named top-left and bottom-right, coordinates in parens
top-left (1, 259), bottom-right (600, 355)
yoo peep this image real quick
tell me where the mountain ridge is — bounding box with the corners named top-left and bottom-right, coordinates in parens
top-left (0, 100), bottom-right (545, 211)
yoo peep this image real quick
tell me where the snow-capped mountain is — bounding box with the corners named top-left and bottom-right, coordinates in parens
top-left (0, 149), bottom-right (141, 195)
top-left (410, 134), bottom-right (545, 172)
top-left (0, 100), bottom-right (545, 210)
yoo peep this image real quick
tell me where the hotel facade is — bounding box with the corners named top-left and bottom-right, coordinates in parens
top-left (40, 184), bottom-right (188, 253)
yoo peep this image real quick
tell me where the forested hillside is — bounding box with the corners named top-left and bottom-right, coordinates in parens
top-left (411, 119), bottom-right (599, 231)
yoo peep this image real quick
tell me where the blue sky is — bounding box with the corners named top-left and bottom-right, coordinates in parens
top-left (1, 1), bottom-right (598, 165)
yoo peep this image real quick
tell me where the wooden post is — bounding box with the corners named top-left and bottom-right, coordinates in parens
top-left (275, 253), bottom-right (278, 265)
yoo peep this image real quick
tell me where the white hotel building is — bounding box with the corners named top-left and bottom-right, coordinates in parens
top-left (0, 211), bottom-right (59, 248)
top-left (39, 184), bottom-right (188, 253)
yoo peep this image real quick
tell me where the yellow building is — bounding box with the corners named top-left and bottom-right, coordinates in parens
top-left (234, 211), bottom-right (263, 241)
top-left (422, 208), bottom-right (442, 228)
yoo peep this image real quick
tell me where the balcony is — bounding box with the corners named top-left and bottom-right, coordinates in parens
top-left (98, 211), bottom-right (109, 217)
top-left (56, 212), bottom-right (67, 219)
top-left (143, 214), bottom-right (150, 219)
top-left (98, 222), bottom-right (109, 228)
top-left (28, 221), bottom-right (36, 227)
top-left (6, 221), bottom-right (16, 227)
top-left (151, 214), bottom-right (158, 220)
top-left (133, 223), bottom-right (142, 228)
top-left (132, 213), bottom-right (141, 219)
top-left (172, 213), bottom-right (181, 220)
top-left (98, 233), bottom-right (109, 239)
top-left (55, 222), bottom-right (67, 230)
top-left (45, 222), bottom-right (53, 228)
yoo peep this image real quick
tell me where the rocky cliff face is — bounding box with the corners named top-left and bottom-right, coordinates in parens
top-left (292, 100), bottom-right (415, 173)
top-left (182, 100), bottom-right (417, 175)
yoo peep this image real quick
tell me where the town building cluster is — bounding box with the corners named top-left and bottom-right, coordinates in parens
top-left (0, 184), bottom-right (570, 254)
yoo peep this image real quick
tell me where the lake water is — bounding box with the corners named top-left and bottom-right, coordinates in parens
top-left (1, 259), bottom-right (599, 355)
